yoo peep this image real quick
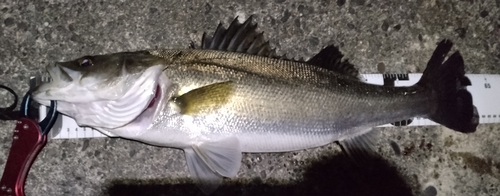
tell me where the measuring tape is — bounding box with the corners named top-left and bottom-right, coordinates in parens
top-left (38, 73), bottom-right (500, 139)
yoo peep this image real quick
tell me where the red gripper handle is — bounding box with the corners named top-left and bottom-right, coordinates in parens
top-left (0, 118), bottom-right (47, 196)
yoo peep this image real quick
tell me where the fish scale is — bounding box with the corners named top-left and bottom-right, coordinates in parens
top-left (157, 49), bottom-right (430, 120)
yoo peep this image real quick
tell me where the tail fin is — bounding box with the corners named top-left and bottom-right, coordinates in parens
top-left (417, 39), bottom-right (478, 133)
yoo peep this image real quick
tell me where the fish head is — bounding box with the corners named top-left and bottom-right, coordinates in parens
top-left (33, 51), bottom-right (170, 130)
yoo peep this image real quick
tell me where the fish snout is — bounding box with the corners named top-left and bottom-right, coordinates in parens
top-left (47, 62), bottom-right (81, 83)
top-left (32, 62), bottom-right (81, 103)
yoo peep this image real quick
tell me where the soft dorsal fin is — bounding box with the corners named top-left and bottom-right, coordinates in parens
top-left (191, 16), bottom-right (361, 80)
top-left (307, 45), bottom-right (361, 80)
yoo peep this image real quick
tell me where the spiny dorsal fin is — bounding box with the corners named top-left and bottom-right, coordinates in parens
top-left (190, 15), bottom-right (278, 58)
top-left (191, 16), bottom-right (361, 80)
top-left (307, 45), bottom-right (361, 80)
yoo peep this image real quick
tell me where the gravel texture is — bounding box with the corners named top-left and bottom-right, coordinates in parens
top-left (1, 0), bottom-right (499, 195)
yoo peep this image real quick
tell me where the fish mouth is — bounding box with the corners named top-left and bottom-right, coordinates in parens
top-left (48, 62), bottom-right (75, 83)
top-left (32, 63), bottom-right (90, 104)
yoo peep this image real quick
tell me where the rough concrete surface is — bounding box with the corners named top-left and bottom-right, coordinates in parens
top-left (0, 0), bottom-right (499, 195)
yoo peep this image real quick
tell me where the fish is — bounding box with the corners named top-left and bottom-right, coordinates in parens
top-left (32, 16), bottom-right (479, 194)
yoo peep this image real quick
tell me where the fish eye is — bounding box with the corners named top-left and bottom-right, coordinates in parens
top-left (78, 57), bottom-right (94, 67)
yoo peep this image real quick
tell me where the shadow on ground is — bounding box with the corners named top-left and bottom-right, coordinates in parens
top-left (105, 153), bottom-right (414, 196)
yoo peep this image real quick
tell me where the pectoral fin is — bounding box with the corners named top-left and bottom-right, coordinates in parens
top-left (173, 81), bottom-right (235, 115)
top-left (184, 137), bottom-right (242, 194)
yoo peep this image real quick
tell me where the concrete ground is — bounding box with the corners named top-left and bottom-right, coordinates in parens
top-left (1, 0), bottom-right (499, 195)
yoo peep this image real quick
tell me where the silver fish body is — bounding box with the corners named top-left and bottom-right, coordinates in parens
top-left (135, 49), bottom-right (432, 153)
top-left (32, 16), bottom-right (478, 194)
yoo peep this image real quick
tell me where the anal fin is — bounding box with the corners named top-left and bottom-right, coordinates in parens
top-left (338, 128), bottom-right (379, 162)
